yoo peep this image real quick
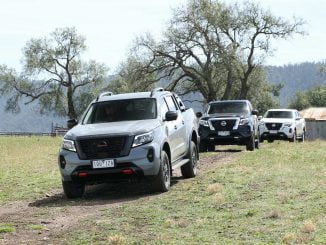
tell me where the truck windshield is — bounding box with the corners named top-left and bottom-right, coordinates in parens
top-left (265, 111), bottom-right (293, 119)
top-left (83, 98), bottom-right (157, 124)
top-left (208, 102), bottom-right (249, 114)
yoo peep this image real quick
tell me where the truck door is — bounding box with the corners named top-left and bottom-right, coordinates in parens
top-left (164, 96), bottom-right (187, 161)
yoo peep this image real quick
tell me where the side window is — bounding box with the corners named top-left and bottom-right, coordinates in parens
top-left (164, 96), bottom-right (178, 111)
top-left (173, 94), bottom-right (185, 111)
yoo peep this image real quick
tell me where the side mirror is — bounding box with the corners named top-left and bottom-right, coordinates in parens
top-left (258, 116), bottom-right (263, 121)
top-left (165, 111), bottom-right (178, 121)
top-left (67, 119), bottom-right (78, 129)
top-left (196, 112), bottom-right (203, 118)
top-left (252, 109), bottom-right (259, 115)
top-left (179, 102), bottom-right (186, 112)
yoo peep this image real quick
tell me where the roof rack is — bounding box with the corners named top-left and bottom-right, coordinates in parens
top-left (150, 87), bottom-right (164, 97)
top-left (96, 91), bottom-right (113, 101)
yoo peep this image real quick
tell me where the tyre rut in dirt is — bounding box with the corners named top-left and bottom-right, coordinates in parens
top-left (181, 141), bottom-right (198, 178)
top-left (62, 181), bottom-right (85, 199)
top-left (152, 151), bottom-right (171, 192)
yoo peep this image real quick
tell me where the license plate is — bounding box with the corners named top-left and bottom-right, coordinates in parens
top-left (218, 131), bottom-right (230, 136)
top-left (92, 159), bottom-right (115, 169)
top-left (270, 130), bottom-right (278, 134)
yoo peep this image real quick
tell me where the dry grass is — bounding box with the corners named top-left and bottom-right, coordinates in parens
top-left (164, 218), bottom-right (189, 228)
top-left (207, 183), bottom-right (223, 194)
top-left (107, 235), bottom-right (126, 245)
top-left (266, 210), bottom-right (281, 219)
top-left (282, 232), bottom-right (296, 244)
top-left (300, 220), bottom-right (316, 233)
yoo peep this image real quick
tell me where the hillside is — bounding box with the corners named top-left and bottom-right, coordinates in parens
top-left (0, 96), bottom-right (65, 133)
top-left (265, 62), bottom-right (326, 107)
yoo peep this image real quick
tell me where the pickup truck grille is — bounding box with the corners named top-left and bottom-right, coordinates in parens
top-left (265, 123), bottom-right (282, 130)
top-left (210, 119), bottom-right (237, 131)
top-left (76, 136), bottom-right (132, 160)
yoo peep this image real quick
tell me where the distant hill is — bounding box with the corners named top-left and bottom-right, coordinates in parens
top-left (265, 62), bottom-right (326, 107)
top-left (0, 96), bottom-right (65, 133)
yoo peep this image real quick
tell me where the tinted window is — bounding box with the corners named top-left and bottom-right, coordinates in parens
top-left (208, 102), bottom-right (249, 114)
top-left (264, 111), bottom-right (294, 119)
top-left (83, 98), bottom-right (157, 124)
top-left (164, 96), bottom-right (178, 111)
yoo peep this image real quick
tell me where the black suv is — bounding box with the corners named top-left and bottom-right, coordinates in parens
top-left (198, 100), bottom-right (260, 151)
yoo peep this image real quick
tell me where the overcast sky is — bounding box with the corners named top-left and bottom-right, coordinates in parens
top-left (0, 0), bottom-right (325, 72)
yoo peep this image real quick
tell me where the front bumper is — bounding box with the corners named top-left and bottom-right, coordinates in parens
top-left (58, 142), bottom-right (161, 183)
top-left (259, 125), bottom-right (294, 140)
top-left (199, 125), bottom-right (252, 145)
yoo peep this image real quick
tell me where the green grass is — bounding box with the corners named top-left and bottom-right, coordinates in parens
top-left (0, 224), bottom-right (16, 233)
top-left (29, 224), bottom-right (44, 231)
top-left (66, 141), bottom-right (326, 244)
top-left (0, 136), bottom-right (62, 205)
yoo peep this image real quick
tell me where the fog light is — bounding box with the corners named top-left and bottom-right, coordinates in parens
top-left (59, 156), bottom-right (66, 169)
top-left (147, 148), bottom-right (154, 162)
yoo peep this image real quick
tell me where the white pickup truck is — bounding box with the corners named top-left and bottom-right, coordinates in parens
top-left (259, 109), bottom-right (306, 143)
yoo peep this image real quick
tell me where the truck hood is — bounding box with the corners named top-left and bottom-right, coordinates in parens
top-left (65, 119), bottom-right (160, 139)
top-left (261, 118), bottom-right (294, 124)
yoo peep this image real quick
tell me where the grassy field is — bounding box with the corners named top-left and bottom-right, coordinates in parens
top-left (0, 137), bottom-right (325, 244)
top-left (0, 136), bottom-right (62, 205)
top-left (65, 141), bottom-right (326, 244)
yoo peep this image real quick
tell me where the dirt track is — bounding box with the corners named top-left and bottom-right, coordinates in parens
top-left (0, 149), bottom-right (239, 245)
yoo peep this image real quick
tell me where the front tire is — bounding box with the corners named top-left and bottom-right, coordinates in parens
top-left (299, 130), bottom-right (305, 142)
top-left (246, 133), bottom-right (255, 151)
top-left (62, 181), bottom-right (85, 199)
top-left (255, 133), bottom-right (260, 149)
top-left (289, 130), bottom-right (297, 142)
top-left (181, 141), bottom-right (198, 178)
top-left (152, 151), bottom-right (171, 192)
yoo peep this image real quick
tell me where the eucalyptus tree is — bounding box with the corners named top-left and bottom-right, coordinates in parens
top-left (0, 27), bottom-right (108, 118)
top-left (131, 0), bottom-right (304, 102)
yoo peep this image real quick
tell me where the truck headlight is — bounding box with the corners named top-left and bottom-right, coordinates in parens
top-left (132, 131), bottom-right (154, 147)
top-left (239, 118), bottom-right (250, 125)
top-left (284, 123), bottom-right (293, 127)
top-left (199, 119), bottom-right (209, 127)
top-left (62, 139), bottom-right (76, 152)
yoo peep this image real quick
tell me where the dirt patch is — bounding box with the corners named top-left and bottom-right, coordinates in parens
top-left (0, 149), bottom-right (239, 245)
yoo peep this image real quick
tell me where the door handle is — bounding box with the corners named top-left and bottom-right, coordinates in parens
top-left (182, 120), bottom-right (185, 125)
top-left (174, 125), bottom-right (177, 130)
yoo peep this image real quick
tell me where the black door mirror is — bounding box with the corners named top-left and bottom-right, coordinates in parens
top-left (196, 112), bottom-right (203, 118)
top-left (67, 119), bottom-right (78, 129)
top-left (165, 111), bottom-right (178, 121)
top-left (252, 109), bottom-right (259, 115)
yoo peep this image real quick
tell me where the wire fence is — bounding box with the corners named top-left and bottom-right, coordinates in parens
top-left (0, 130), bottom-right (67, 137)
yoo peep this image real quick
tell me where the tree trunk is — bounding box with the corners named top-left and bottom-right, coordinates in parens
top-left (221, 70), bottom-right (233, 100)
top-left (67, 85), bottom-right (77, 119)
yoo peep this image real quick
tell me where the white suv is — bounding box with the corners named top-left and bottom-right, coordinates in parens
top-left (259, 109), bottom-right (306, 143)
